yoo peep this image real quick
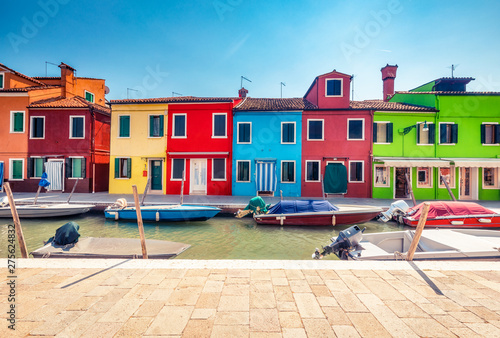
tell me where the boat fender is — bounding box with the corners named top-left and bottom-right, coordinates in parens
top-left (156, 212), bottom-right (160, 222)
top-left (332, 215), bottom-right (336, 226)
top-left (478, 218), bottom-right (492, 223)
top-left (450, 220), bottom-right (464, 225)
top-left (115, 212), bottom-right (119, 221)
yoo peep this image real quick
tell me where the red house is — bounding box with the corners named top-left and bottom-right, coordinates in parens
top-left (166, 97), bottom-right (241, 196)
top-left (302, 70), bottom-right (373, 198)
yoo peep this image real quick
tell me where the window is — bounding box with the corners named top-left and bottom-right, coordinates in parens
top-left (481, 123), bottom-right (500, 145)
top-left (237, 122), bottom-right (251, 144)
top-left (114, 158), bottom-right (131, 179)
top-left (374, 165), bottom-right (389, 187)
top-left (28, 157), bottom-right (45, 178)
top-left (281, 161), bottom-right (295, 183)
top-left (149, 115), bottom-right (164, 137)
top-left (70, 116), bottom-right (85, 139)
top-left (10, 159), bottom-right (24, 180)
top-left (439, 167), bottom-right (455, 188)
top-left (119, 115), bottom-right (130, 137)
top-left (172, 114), bottom-right (186, 138)
top-left (85, 90), bottom-right (95, 103)
top-left (417, 123), bottom-right (435, 145)
top-left (306, 161), bottom-right (320, 182)
top-left (66, 157), bottom-right (86, 178)
top-left (0, 73), bottom-right (4, 89)
top-left (483, 168), bottom-right (499, 188)
top-left (10, 111), bottom-right (24, 133)
top-left (349, 161), bottom-right (363, 182)
top-left (281, 122), bottom-right (295, 144)
top-left (348, 119), bottom-right (364, 140)
top-left (212, 159), bottom-right (226, 180)
top-left (213, 113), bottom-right (227, 138)
top-left (373, 122), bottom-right (393, 143)
top-left (30, 116), bottom-right (45, 139)
top-left (439, 123), bottom-right (458, 144)
top-left (236, 161), bottom-right (250, 182)
top-left (325, 79), bottom-right (342, 97)
top-left (172, 159), bottom-right (185, 180)
top-left (307, 119), bottom-right (323, 140)
top-left (417, 167), bottom-right (432, 188)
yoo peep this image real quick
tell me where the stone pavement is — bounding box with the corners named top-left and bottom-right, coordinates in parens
top-left (2, 259), bottom-right (500, 337)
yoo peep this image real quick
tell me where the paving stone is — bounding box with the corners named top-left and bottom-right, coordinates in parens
top-left (271, 277), bottom-right (289, 286)
top-left (251, 281), bottom-right (274, 293)
top-left (146, 305), bottom-right (194, 335)
top-left (183, 319), bottom-right (215, 338)
top-left (22, 303), bottom-right (60, 322)
top-left (227, 269), bottom-right (251, 278)
top-left (210, 324), bottom-right (249, 337)
top-left (277, 301), bottom-right (298, 312)
top-left (325, 279), bottom-right (350, 293)
top-left (147, 287), bottom-right (173, 301)
top-left (196, 292), bottom-right (221, 309)
top-left (302, 318), bottom-right (335, 337)
top-left (360, 277), bottom-right (406, 300)
top-left (100, 287), bottom-right (130, 303)
top-left (225, 277), bottom-right (250, 285)
top-left (384, 300), bottom-right (429, 318)
top-left (17, 298), bottom-right (48, 318)
top-left (222, 283), bottom-right (250, 296)
top-left (402, 317), bottom-right (456, 337)
top-left (179, 276), bottom-right (209, 287)
top-left (310, 284), bottom-right (332, 297)
top-left (316, 295), bottom-right (338, 307)
top-left (203, 280), bottom-right (224, 293)
top-left (465, 322), bottom-right (500, 336)
top-left (431, 314), bottom-right (466, 329)
top-left (251, 292), bottom-right (277, 309)
top-left (270, 270), bottom-right (286, 278)
top-left (317, 269), bottom-right (340, 281)
top-left (192, 308), bottom-right (217, 320)
top-left (442, 289), bottom-right (480, 307)
top-left (279, 311), bottom-right (303, 328)
top-left (416, 302), bottom-right (447, 315)
top-left (30, 310), bottom-right (84, 336)
top-left (332, 291), bottom-right (368, 313)
top-left (80, 321), bottom-right (122, 338)
top-left (249, 332), bottom-right (282, 338)
top-left (449, 326), bottom-right (484, 337)
top-left (289, 279), bottom-right (312, 293)
top-left (186, 269), bottom-right (211, 277)
top-left (348, 312), bottom-right (392, 338)
top-left (166, 286), bottom-right (202, 306)
top-left (218, 295), bottom-right (249, 312)
top-left (332, 324), bottom-right (361, 338)
top-left (323, 306), bottom-right (352, 326)
top-left (373, 270), bottom-right (397, 281)
top-left (214, 311), bottom-right (249, 325)
top-left (448, 311), bottom-right (486, 323)
top-left (293, 293), bottom-right (324, 318)
top-left (285, 269), bottom-right (304, 280)
top-left (158, 277), bottom-right (182, 289)
top-left (114, 317), bottom-right (153, 337)
top-left (465, 305), bottom-right (500, 321)
top-left (251, 269), bottom-right (272, 280)
top-left (274, 285), bottom-right (294, 302)
top-left (352, 270), bottom-right (379, 278)
top-left (282, 327), bottom-right (307, 338)
top-left (133, 300), bottom-right (165, 317)
top-left (430, 297), bottom-right (467, 312)
top-left (304, 275), bottom-right (324, 285)
top-left (250, 308), bottom-right (280, 332)
top-left (98, 298), bottom-right (144, 322)
top-left (87, 301), bottom-right (116, 313)
top-left (474, 297), bottom-right (500, 311)
top-left (339, 275), bottom-right (371, 294)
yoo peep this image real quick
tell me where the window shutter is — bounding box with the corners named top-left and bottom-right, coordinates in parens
top-left (495, 125), bottom-right (500, 144)
top-left (451, 124), bottom-right (458, 144)
top-left (428, 124), bottom-right (435, 144)
top-left (387, 123), bottom-right (393, 143)
top-left (114, 158), bottom-right (119, 178)
top-left (27, 158), bottom-right (33, 178)
top-left (81, 158), bottom-right (86, 178)
top-left (65, 158), bottom-right (71, 178)
top-left (14, 113), bottom-right (23, 132)
top-left (440, 124), bottom-right (447, 143)
top-left (373, 123), bottom-right (377, 142)
top-left (149, 116), bottom-right (154, 137)
top-left (126, 158), bottom-right (132, 178)
top-left (356, 162), bottom-right (363, 181)
top-left (159, 115), bottom-right (164, 137)
top-left (480, 124), bottom-right (485, 144)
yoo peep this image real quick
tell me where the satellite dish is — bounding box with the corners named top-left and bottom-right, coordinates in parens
top-left (105, 86), bottom-right (110, 95)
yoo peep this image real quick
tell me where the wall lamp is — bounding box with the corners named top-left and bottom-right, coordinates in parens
top-left (399, 121), bottom-right (428, 135)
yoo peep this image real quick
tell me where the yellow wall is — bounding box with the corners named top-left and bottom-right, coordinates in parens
top-left (109, 103), bottom-right (168, 194)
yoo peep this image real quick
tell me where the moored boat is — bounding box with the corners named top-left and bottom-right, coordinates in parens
top-left (0, 198), bottom-right (94, 218)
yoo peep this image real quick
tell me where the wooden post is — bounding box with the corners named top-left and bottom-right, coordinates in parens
top-left (132, 185), bottom-right (148, 259)
top-left (280, 190), bottom-right (283, 201)
top-left (440, 175), bottom-right (457, 201)
top-left (3, 183), bottom-right (28, 258)
top-left (405, 173), bottom-right (416, 206)
top-left (321, 174), bottom-right (325, 200)
top-left (406, 202), bottom-right (430, 261)
top-left (141, 178), bottom-right (150, 206)
top-left (180, 170), bottom-right (185, 205)
top-left (33, 186), bottom-right (42, 205)
top-left (67, 178), bottom-right (79, 203)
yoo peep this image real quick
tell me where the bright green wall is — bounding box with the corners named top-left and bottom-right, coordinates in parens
top-left (411, 81), bottom-right (436, 92)
top-left (390, 93), bottom-right (437, 108)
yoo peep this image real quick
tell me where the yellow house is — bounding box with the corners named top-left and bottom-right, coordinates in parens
top-left (109, 100), bottom-right (168, 194)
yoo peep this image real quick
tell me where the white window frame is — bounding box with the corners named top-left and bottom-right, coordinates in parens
top-left (84, 90), bottom-right (95, 103)
top-left (212, 113), bottom-right (227, 139)
top-left (481, 122), bottom-right (499, 146)
top-left (115, 157), bottom-right (131, 179)
top-left (416, 167), bottom-right (433, 188)
top-left (148, 114), bottom-right (163, 138)
top-left (0, 72), bottom-right (4, 89)
top-left (30, 156), bottom-right (44, 179)
top-left (9, 158), bottom-right (24, 181)
top-left (237, 122), bottom-right (252, 144)
top-left (438, 122), bottom-right (456, 145)
top-left (281, 122), bottom-right (296, 144)
top-left (10, 110), bottom-right (25, 133)
top-left (212, 158), bottom-right (226, 181)
top-left (236, 160), bottom-right (251, 182)
top-left (325, 78), bottom-right (343, 97)
top-left (172, 113), bottom-right (187, 139)
top-left (348, 160), bottom-right (364, 183)
top-left (416, 121), bottom-right (435, 146)
top-left (30, 116), bottom-right (45, 139)
top-left (118, 114), bottom-right (131, 138)
top-left (69, 115), bottom-right (85, 139)
top-left (373, 165), bottom-right (390, 187)
top-left (482, 167), bottom-right (499, 189)
top-left (307, 119), bottom-right (324, 141)
top-left (347, 118), bottom-right (365, 141)
top-left (171, 158), bottom-right (186, 181)
top-left (305, 160), bottom-right (321, 182)
top-left (438, 167), bottom-right (456, 189)
top-left (373, 121), bottom-right (390, 144)
top-left (280, 160), bottom-right (296, 183)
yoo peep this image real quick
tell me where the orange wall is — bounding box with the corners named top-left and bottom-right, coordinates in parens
top-left (73, 78), bottom-right (106, 105)
top-left (2, 72), bottom-right (41, 89)
top-left (27, 87), bottom-right (62, 103)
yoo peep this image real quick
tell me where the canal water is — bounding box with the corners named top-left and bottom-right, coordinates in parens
top-left (0, 212), bottom-right (408, 260)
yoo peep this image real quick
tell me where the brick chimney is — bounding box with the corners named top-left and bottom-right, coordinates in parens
top-left (381, 64), bottom-right (398, 102)
top-left (238, 87), bottom-right (248, 98)
top-left (59, 62), bottom-right (76, 98)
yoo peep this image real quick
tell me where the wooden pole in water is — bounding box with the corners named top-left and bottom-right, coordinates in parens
top-left (141, 178), bottom-right (150, 206)
top-left (67, 178), bottom-right (79, 203)
top-left (3, 183), bottom-right (28, 258)
top-left (406, 202), bottom-right (430, 261)
top-left (132, 185), bottom-right (148, 259)
top-left (180, 170), bottom-right (185, 205)
top-left (33, 186), bottom-right (42, 205)
top-left (440, 175), bottom-right (457, 201)
top-left (405, 173), bottom-right (416, 206)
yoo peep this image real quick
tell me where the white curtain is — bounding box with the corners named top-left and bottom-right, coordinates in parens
top-left (44, 161), bottom-right (63, 191)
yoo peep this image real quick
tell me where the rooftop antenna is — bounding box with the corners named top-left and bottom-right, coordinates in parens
top-left (351, 74), bottom-right (355, 99)
top-left (448, 64), bottom-right (459, 78)
top-left (127, 88), bottom-right (139, 99)
top-left (280, 82), bottom-right (286, 98)
top-left (172, 92), bottom-right (182, 97)
top-left (241, 76), bottom-right (252, 89)
top-left (44, 61), bottom-right (58, 77)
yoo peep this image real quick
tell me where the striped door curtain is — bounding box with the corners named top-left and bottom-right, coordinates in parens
top-left (44, 161), bottom-right (63, 191)
top-left (255, 161), bottom-right (277, 192)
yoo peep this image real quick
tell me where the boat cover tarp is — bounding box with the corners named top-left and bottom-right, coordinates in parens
top-left (268, 200), bottom-right (338, 215)
top-left (46, 221), bottom-right (80, 245)
top-left (324, 163), bottom-right (347, 194)
top-left (407, 202), bottom-right (497, 219)
top-left (243, 196), bottom-right (271, 214)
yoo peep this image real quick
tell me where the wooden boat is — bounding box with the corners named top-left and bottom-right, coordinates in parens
top-left (400, 201), bottom-right (500, 228)
top-left (31, 237), bottom-right (190, 259)
top-left (253, 200), bottom-right (382, 226)
top-left (0, 199), bottom-right (94, 218)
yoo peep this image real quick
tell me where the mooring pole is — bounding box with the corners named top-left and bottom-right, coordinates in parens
top-left (440, 175), bottom-right (457, 201)
top-left (4, 183), bottom-right (28, 258)
top-left (67, 178), bottom-right (80, 203)
top-left (141, 178), bottom-right (150, 206)
top-left (405, 173), bottom-right (416, 206)
top-left (180, 170), bottom-right (185, 205)
top-left (132, 185), bottom-right (148, 259)
top-left (406, 202), bottom-right (430, 261)
top-left (33, 186), bottom-right (42, 205)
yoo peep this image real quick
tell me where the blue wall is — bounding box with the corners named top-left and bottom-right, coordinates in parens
top-left (232, 111), bottom-right (302, 197)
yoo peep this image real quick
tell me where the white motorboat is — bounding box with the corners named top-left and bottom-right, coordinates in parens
top-left (0, 197), bottom-right (94, 218)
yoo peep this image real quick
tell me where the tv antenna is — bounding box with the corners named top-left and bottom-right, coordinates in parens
top-left (45, 61), bottom-right (58, 76)
top-left (280, 82), bottom-right (286, 98)
top-left (172, 92), bottom-right (182, 97)
top-left (241, 76), bottom-right (252, 89)
top-left (351, 74), bottom-right (355, 99)
top-left (448, 64), bottom-right (459, 78)
top-left (127, 88), bottom-right (139, 99)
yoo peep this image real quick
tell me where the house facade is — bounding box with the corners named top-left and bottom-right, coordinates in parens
top-left (232, 97), bottom-right (310, 197)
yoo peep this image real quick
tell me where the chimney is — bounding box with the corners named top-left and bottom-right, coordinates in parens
top-left (59, 62), bottom-right (76, 98)
top-left (238, 87), bottom-right (248, 98)
top-left (381, 64), bottom-right (398, 102)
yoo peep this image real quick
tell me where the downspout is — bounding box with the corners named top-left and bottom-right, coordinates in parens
top-left (369, 109), bottom-right (374, 198)
top-left (90, 108), bottom-right (96, 194)
top-left (434, 95), bottom-right (440, 200)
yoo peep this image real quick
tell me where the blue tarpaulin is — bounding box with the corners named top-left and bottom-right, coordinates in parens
top-left (38, 172), bottom-right (50, 187)
top-left (268, 200), bottom-right (338, 214)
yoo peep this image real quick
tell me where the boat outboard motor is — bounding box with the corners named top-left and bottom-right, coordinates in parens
top-left (313, 225), bottom-right (365, 260)
top-left (378, 200), bottom-right (410, 223)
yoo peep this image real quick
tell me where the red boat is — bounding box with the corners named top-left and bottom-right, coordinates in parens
top-left (253, 200), bottom-right (382, 226)
top-left (402, 201), bottom-right (500, 228)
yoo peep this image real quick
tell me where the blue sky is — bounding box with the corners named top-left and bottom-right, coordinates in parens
top-left (2, 0), bottom-right (500, 101)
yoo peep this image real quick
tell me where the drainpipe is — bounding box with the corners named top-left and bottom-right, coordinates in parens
top-left (91, 108), bottom-right (96, 194)
top-left (369, 109), bottom-right (374, 198)
top-left (434, 95), bottom-right (440, 200)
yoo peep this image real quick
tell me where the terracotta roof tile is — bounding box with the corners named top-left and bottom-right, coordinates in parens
top-left (0, 63), bottom-right (47, 86)
top-left (396, 91), bottom-right (500, 96)
top-left (110, 96), bottom-right (238, 104)
top-left (29, 96), bottom-right (110, 115)
top-left (0, 85), bottom-right (61, 92)
top-left (234, 97), bottom-right (317, 111)
top-left (350, 100), bottom-right (437, 111)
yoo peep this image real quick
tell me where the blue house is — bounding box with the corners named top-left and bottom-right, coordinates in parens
top-left (232, 97), bottom-right (314, 197)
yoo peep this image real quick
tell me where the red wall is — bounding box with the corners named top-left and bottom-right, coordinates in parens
top-left (305, 71), bottom-right (351, 109)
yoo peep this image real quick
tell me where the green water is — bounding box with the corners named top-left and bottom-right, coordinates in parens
top-left (0, 212), bottom-right (407, 260)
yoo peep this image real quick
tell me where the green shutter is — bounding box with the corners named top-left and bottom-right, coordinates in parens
top-left (27, 158), bottom-right (33, 178)
top-left (429, 124), bottom-right (435, 144)
top-left (14, 112), bottom-right (24, 132)
top-left (127, 158), bottom-right (132, 178)
top-left (387, 123), bottom-right (393, 143)
top-left (12, 160), bottom-right (22, 179)
top-left (149, 115), bottom-right (154, 137)
top-left (495, 125), bottom-right (500, 144)
top-left (440, 124), bottom-right (447, 143)
top-left (481, 124), bottom-right (486, 144)
top-left (65, 158), bottom-right (71, 178)
top-left (0, 74), bottom-right (3, 88)
top-left (159, 115), bottom-right (164, 137)
top-left (120, 116), bottom-right (130, 137)
top-left (114, 158), bottom-right (119, 178)
top-left (81, 158), bottom-right (86, 178)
